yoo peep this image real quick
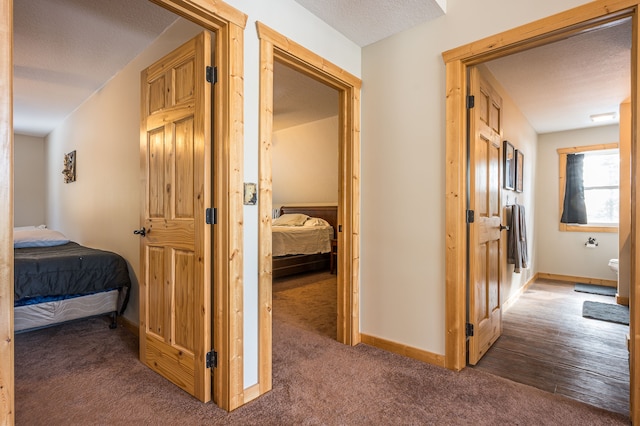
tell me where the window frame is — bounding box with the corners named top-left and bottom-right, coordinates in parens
top-left (557, 142), bottom-right (619, 233)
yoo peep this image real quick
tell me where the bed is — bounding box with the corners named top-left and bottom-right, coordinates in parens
top-left (272, 205), bottom-right (337, 278)
top-left (13, 227), bottom-right (131, 332)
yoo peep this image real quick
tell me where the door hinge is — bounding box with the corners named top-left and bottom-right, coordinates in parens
top-left (465, 323), bottom-right (474, 337)
top-left (466, 210), bottom-right (475, 224)
top-left (206, 207), bottom-right (217, 225)
top-left (466, 95), bottom-right (475, 109)
top-left (206, 66), bottom-right (217, 84)
top-left (206, 350), bottom-right (217, 368)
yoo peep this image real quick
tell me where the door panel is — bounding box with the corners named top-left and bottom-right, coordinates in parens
top-left (468, 67), bottom-right (503, 365)
top-left (139, 31), bottom-right (212, 402)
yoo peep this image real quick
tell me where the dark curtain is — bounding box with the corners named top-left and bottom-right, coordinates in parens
top-left (561, 153), bottom-right (587, 224)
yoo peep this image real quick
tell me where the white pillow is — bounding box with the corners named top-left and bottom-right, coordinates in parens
top-left (303, 217), bottom-right (330, 227)
top-left (14, 228), bottom-right (70, 248)
top-left (272, 213), bottom-right (309, 226)
top-left (14, 224), bottom-right (47, 231)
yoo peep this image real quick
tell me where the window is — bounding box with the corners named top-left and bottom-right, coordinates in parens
top-left (558, 143), bottom-right (619, 233)
top-left (582, 149), bottom-right (619, 224)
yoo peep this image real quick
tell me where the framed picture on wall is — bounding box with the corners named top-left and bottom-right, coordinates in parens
top-left (515, 149), bottom-right (524, 192)
top-left (503, 141), bottom-right (515, 190)
top-left (62, 150), bottom-right (76, 184)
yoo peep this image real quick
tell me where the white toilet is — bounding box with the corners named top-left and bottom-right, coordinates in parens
top-left (609, 258), bottom-right (619, 275)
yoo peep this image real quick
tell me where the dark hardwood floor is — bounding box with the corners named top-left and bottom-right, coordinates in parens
top-left (472, 279), bottom-right (630, 416)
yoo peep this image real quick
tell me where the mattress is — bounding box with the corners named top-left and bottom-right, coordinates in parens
top-left (272, 225), bottom-right (333, 257)
top-left (14, 290), bottom-right (119, 332)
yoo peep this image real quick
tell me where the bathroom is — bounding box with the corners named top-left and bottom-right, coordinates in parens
top-left (535, 125), bottom-right (625, 307)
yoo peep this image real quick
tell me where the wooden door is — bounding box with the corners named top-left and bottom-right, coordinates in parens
top-left (138, 31), bottom-right (212, 402)
top-left (468, 67), bottom-right (503, 365)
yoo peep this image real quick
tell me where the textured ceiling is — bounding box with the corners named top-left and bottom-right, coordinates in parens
top-left (14, 0), bottom-right (177, 136)
top-left (273, 61), bottom-right (338, 132)
top-left (13, 0), bottom-right (632, 138)
top-left (485, 19), bottom-right (631, 134)
top-left (294, 0), bottom-right (446, 47)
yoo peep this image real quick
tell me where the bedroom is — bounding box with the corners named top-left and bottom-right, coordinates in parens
top-left (12, 1), bottom-right (204, 330)
top-left (270, 58), bottom-right (340, 338)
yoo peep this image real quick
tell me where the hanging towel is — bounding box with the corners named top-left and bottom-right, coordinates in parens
top-left (507, 204), bottom-right (528, 273)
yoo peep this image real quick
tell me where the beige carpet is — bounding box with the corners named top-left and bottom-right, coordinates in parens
top-left (14, 273), bottom-right (629, 425)
top-left (273, 271), bottom-right (337, 339)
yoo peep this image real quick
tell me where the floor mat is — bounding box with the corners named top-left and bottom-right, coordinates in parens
top-left (574, 283), bottom-right (616, 297)
top-left (582, 301), bottom-right (629, 325)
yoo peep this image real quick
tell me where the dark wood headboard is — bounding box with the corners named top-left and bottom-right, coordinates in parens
top-left (279, 205), bottom-right (338, 238)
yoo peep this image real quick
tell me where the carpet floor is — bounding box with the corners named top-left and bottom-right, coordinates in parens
top-left (273, 271), bottom-right (337, 339)
top-left (14, 272), bottom-right (630, 425)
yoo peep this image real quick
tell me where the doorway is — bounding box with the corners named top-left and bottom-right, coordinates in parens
top-left (271, 59), bottom-right (340, 339)
top-left (443, 0), bottom-right (640, 421)
top-left (464, 21), bottom-right (629, 412)
top-left (0, 0), bottom-right (247, 415)
top-left (110, 1), bottom-right (247, 411)
top-left (256, 23), bottom-right (361, 396)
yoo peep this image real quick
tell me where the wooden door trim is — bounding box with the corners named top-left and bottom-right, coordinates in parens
top-left (0, 1), bottom-right (13, 423)
top-left (149, 0), bottom-right (247, 411)
top-left (150, 1), bottom-right (246, 411)
top-left (149, 0), bottom-right (247, 29)
top-left (211, 20), bottom-right (245, 412)
top-left (256, 22), bottom-right (361, 397)
top-left (443, 0), bottom-right (640, 421)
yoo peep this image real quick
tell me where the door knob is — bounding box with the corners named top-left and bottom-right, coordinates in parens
top-left (499, 224), bottom-right (509, 231)
top-left (133, 227), bottom-right (147, 237)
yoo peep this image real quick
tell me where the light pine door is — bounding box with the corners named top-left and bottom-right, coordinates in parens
top-left (138, 31), bottom-right (212, 402)
top-left (468, 67), bottom-right (503, 365)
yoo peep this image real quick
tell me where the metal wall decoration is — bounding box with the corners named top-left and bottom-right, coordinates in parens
top-left (62, 150), bottom-right (76, 183)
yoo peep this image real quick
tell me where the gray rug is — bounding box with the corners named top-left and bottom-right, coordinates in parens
top-left (582, 301), bottom-right (629, 325)
top-left (574, 283), bottom-right (616, 297)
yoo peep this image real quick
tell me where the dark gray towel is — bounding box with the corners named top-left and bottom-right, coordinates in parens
top-left (507, 204), bottom-right (528, 273)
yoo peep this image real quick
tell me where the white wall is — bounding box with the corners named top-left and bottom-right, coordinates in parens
top-left (14, 134), bottom-right (46, 227)
top-left (45, 1), bottom-right (361, 389)
top-left (360, 0), bottom-right (590, 355)
top-left (272, 116), bottom-right (339, 207)
top-left (536, 125), bottom-right (619, 281)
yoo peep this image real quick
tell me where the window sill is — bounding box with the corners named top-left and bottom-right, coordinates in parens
top-left (560, 223), bottom-right (618, 233)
